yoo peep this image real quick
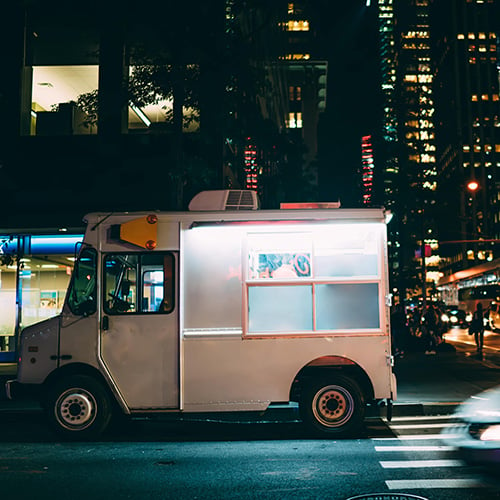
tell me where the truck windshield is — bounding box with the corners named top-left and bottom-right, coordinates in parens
top-left (68, 247), bottom-right (97, 316)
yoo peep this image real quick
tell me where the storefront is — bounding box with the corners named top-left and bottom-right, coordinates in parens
top-left (0, 233), bottom-right (83, 362)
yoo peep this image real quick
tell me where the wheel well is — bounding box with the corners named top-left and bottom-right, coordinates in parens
top-left (290, 359), bottom-right (375, 404)
top-left (42, 363), bottom-right (119, 410)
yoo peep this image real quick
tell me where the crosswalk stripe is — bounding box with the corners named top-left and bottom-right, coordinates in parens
top-left (380, 459), bottom-right (464, 468)
top-left (375, 445), bottom-right (455, 451)
top-left (386, 478), bottom-right (484, 489)
top-left (390, 423), bottom-right (448, 429)
top-left (384, 414), bottom-right (456, 421)
top-left (373, 433), bottom-right (460, 440)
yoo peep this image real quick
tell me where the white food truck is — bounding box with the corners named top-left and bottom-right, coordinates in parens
top-left (7, 190), bottom-right (396, 438)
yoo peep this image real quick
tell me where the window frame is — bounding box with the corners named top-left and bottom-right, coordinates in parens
top-left (102, 251), bottom-right (175, 315)
top-left (243, 228), bottom-right (384, 337)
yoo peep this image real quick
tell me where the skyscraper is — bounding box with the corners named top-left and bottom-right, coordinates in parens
top-left (432, 0), bottom-right (500, 276)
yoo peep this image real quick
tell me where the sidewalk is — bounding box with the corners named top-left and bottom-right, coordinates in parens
top-left (391, 340), bottom-right (500, 416)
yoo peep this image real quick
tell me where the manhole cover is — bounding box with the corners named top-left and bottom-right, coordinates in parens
top-left (346, 495), bottom-right (428, 500)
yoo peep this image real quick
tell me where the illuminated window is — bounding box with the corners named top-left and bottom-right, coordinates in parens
top-left (404, 75), bottom-right (418, 82)
top-left (421, 154), bottom-right (435, 163)
top-left (289, 86), bottom-right (302, 101)
top-left (287, 112), bottom-right (302, 129)
top-left (493, 95), bottom-right (499, 101)
top-left (246, 229), bottom-right (381, 334)
top-left (479, 45), bottom-right (487, 52)
top-left (482, 94), bottom-right (489, 100)
top-left (472, 95), bottom-right (478, 101)
top-left (457, 34), bottom-right (465, 40)
top-left (463, 145), bottom-right (470, 152)
top-left (288, 3), bottom-right (294, 14)
top-left (479, 32), bottom-right (486, 39)
top-left (496, 145), bottom-right (500, 152)
top-left (29, 65), bottom-right (99, 136)
top-left (419, 119), bottom-right (434, 128)
top-left (469, 57), bottom-right (477, 64)
top-left (418, 74), bottom-right (433, 83)
top-left (286, 20), bottom-right (309, 31)
top-left (283, 53), bottom-right (311, 60)
top-left (468, 33), bottom-right (475, 39)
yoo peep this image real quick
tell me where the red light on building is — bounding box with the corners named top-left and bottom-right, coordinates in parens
top-left (361, 135), bottom-right (375, 205)
top-left (244, 139), bottom-right (259, 191)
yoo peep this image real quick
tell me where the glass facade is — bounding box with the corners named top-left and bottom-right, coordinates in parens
top-left (0, 234), bottom-right (83, 361)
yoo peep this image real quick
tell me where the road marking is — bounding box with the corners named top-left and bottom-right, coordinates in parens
top-left (380, 459), bottom-right (464, 468)
top-left (390, 423), bottom-right (448, 429)
top-left (386, 415), bottom-right (456, 421)
top-left (375, 445), bottom-right (455, 451)
top-left (373, 433), bottom-right (460, 440)
top-left (386, 478), bottom-right (484, 489)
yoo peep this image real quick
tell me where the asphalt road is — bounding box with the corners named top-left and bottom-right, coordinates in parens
top-left (1, 326), bottom-right (500, 499)
top-left (1, 414), bottom-right (500, 500)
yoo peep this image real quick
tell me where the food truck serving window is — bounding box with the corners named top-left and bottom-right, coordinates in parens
top-left (246, 227), bottom-right (382, 335)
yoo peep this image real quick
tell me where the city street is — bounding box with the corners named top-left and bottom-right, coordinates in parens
top-left (1, 411), bottom-right (500, 500)
top-left (444, 326), bottom-right (500, 361)
top-left (1, 327), bottom-right (500, 499)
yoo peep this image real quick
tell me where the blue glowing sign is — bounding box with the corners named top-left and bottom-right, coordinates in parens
top-left (0, 235), bottom-right (84, 256)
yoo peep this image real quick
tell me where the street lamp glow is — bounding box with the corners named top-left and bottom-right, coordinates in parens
top-left (467, 180), bottom-right (479, 192)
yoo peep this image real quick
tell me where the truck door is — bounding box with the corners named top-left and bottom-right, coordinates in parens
top-left (100, 251), bottom-right (178, 409)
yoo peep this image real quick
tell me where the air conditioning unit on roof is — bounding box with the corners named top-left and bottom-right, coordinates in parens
top-left (188, 190), bottom-right (260, 211)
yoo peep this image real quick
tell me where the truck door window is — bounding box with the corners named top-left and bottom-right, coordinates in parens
top-left (68, 247), bottom-right (97, 316)
top-left (103, 253), bottom-right (174, 315)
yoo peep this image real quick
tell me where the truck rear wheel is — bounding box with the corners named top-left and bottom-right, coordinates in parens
top-left (46, 375), bottom-right (112, 440)
top-left (300, 375), bottom-right (364, 437)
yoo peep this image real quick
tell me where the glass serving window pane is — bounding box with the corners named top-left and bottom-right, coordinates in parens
top-left (315, 283), bottom-right (380, 330)
top-left (248, 232), bottom-right (312, 279)
top-left (313, 225), bottom-right (380, 278)
top-left (248, 285), bottom-right (313, 333)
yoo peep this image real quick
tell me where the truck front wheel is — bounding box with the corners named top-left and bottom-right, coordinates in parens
top-left (300, 376), bottom-right (364, 437)
top-left (46, 375), bottom-right (112, 440)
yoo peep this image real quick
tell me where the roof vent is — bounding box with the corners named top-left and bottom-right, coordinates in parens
top-left (188, 190), bottom-right (260, 211)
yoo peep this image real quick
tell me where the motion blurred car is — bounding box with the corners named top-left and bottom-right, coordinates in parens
top-left (441, 305), bottom-right (467, 327)
top-left (442, 385), bottom-right (500, 465)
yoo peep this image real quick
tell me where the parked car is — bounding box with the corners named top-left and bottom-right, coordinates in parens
top-left (441, 385), bottom-right (500, 465)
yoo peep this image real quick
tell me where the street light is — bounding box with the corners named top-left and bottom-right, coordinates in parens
top-left (466, 179), bottom-right (480, 262)
top-left (467, 179), bottom-right (479, 192)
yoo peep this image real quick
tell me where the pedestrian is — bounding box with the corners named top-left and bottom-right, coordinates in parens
top-left (422, 303), bottom-right (438, 355)
top-left (390, 303), bottom-right (409, 357)
top-left (469, 303), bottom-right (485, 357)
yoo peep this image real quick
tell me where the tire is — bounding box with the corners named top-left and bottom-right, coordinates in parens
top-left (299, 375), bottom-right (365, 437)
top-left (46, 375), bottom-right (113, 440)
